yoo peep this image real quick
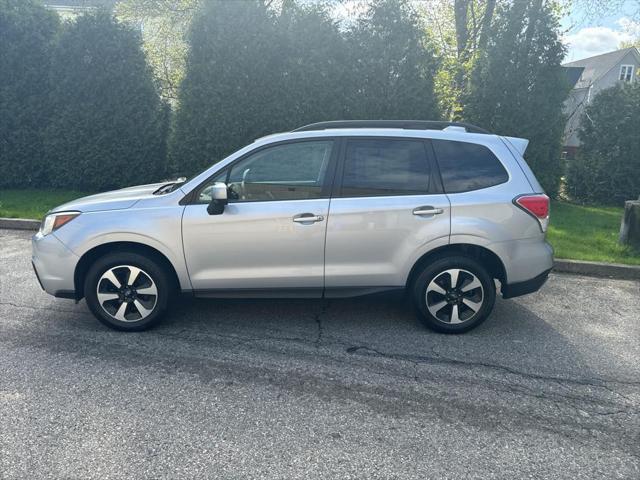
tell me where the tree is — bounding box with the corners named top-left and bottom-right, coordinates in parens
top-left (420, 0), bottom-right (498, 119)
top-left (566, 83), bottom-right (640, 205)
top-left (170, 0), bottom-right (351, 176)
top-left (170, 0), bottom-right (282, 176)
top-left (45, 11), bottom-right (168, 191)
top-left (275, 0), bottom-right (351, 126)
top-left (115, 0), bottom-right (201, 102)
top-left (464, 0), bottom-right (570, 197)
top-left (0, 0), bottom-right (59, 188)
top-left (170, 0), bottom-right (442, 176)
top-left (346, 0), bottom-right (441, 120)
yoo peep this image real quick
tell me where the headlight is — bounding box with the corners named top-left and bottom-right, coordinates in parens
top-left (40, 211), bottom-right (81, 236)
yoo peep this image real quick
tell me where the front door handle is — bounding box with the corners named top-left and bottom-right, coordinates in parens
top-left (413, 206), bottom-right (444, 216)
top-left (293, 213), bottom-right (324, 224)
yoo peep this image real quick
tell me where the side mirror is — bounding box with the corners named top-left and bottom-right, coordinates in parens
top-left (207, 182), bottom-right (228, 215)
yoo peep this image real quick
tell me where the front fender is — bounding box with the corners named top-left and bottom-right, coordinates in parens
top-left (54, 206), bottom-right (192, 290)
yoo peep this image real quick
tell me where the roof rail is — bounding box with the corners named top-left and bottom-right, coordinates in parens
top-left (292, 120), bottom-right (491, 134)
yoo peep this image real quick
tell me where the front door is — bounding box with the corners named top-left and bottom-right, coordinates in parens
top-left (182, 139), bottom-right (336, 294)
top-left (324, 137), bottom-right (451, 289)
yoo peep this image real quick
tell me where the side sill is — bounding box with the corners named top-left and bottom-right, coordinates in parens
top-left (189, 286), bottom-right (403, 299)
top-left (193, 288), bottom-right (323, 299)
top-left (323, 286), bottom-right (403, 298)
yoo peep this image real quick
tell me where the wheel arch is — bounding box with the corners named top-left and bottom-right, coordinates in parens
top-left (406, 243), bottom-right (507, 290)
top-left (74, 242), bottom-right (181, 300)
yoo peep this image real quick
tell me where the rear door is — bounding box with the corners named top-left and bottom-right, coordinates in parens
top-left (324, 137), bottom-right (450, 289)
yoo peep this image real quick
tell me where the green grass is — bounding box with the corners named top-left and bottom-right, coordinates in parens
top-left (548, 201), bottom-right (640, 265)
top-left (0, 189), bottom-right (89, 220)
top-left (1, 189), bottom-right (638, 265)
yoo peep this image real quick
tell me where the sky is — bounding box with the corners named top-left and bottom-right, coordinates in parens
top-left (562, 0), bottom-right (640, 62)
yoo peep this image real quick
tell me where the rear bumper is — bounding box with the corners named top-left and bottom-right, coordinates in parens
top-left (31, 231), bottom-right (79, 298)
top-left (501, 268), bottom-right (551, 299)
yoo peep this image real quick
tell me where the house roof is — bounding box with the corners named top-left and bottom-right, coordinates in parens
top-left (562, 47), bottom-right (640, 89)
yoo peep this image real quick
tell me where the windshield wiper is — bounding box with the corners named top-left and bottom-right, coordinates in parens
top-left (153, 178), bottom-right (187, 195)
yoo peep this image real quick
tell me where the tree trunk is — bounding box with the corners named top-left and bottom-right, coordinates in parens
top-left (477, 0), bottom-right (496, 51)
top-left (619, 198), bottom-right (640, 249)
top-left (454, 0), bottom-right (470, 60)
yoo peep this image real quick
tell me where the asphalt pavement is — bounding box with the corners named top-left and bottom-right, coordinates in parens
top-left (1, 228), bottom-right (638, 479)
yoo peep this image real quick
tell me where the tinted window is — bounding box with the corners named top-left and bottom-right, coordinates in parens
top-left (200, 141), bottom-right (333, 203)
top-left (432, 140), bottom-right (508, 193)
top-left (341, 139), bottom-right (430, 197)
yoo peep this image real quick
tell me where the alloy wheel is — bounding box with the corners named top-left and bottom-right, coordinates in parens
top-left (96, 265), bottom-right (158, 322)
top-left (425, 268), bottom-right (484, 325)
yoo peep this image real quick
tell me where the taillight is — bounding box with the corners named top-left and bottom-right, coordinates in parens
top-left (514, 194), bottom-right (549, 232)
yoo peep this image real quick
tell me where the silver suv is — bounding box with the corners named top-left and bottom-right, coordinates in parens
top-left (32, 120), bottom-right (553, 333)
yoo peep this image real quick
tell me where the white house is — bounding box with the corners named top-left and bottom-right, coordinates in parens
top-left (562, 47), bottom-right (640, 157)
top-left (43, 0), bottom-right (116, 20)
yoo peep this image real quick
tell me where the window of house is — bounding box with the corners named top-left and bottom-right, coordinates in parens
top-left (340, 139), bottom-right (430, 197)
top-left (619, 65), bottom-right (634, 82)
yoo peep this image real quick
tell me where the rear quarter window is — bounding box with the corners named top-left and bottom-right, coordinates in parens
top-left (432, 139), bottom-right (509, 193)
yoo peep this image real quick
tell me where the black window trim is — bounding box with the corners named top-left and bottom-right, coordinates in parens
top-left (332, 136), bottom-right (443, 199)
top-left (430, 138), bottom-right (510, 194)
top-left (180, 137), bottom-right (340, 205)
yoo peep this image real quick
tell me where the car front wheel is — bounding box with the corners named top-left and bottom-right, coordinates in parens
top-left (84, 252), bottom-right (171, 331)
top-left (412, 256), bottom-right (496, 333)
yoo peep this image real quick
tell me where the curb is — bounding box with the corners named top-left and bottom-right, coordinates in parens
top-left (0, 217), bottom-right (40, 231)
top-left (553, 258), bottom-right (640, 281)
top-left (1, 216), bottom-right (639, 281)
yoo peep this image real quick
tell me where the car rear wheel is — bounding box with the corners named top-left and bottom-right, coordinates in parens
top-left (84, 252), bottom-right (171, 331)
top-left (412, 256), bottom-right (496, 333)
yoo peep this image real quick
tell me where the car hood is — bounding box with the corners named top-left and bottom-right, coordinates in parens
top-left (50, 182), bottom-right (168, 213)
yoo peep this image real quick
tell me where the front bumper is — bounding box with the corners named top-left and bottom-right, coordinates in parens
top-left (31, 231), bottom-right (79, 298)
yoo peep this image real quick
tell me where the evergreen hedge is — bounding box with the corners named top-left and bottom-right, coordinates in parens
top-left (346, 0), bottom-right (440, 120)
top-left (566, 83), bottom-right (640, 205)
top-left (464, 0), bottom-right (570, 197)
top-left (0, 0), bottom-right (58, 188)
top-left (45, 11), bottom-right (168, 191)
top-left (0, 0), bottom-right (572, 195)
top-left (170, 0), bottom-right (441, 177)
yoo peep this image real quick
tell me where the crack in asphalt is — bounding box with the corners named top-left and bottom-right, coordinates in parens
top-left (344, 344), bottom-right (640, 390)
top-left (150, 320), bottom-right (640, 416)
top-left (2, 289), bottom-right (639, 421)
top-left (1, 304), bottom-right (637, 454)
top-left (3, 297), bottom-right (637, 394)
top-left (313, 301), bottom-right (328, 348)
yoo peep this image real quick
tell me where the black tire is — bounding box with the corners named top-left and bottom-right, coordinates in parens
top-left (412, 255), bottom-right (496, 334)
top-left (84, 251), bottom-right (172, 331)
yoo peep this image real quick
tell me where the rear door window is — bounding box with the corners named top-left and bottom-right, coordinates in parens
top-left (340, 139), bottom-right (430, 197)
top-left (432, 140), bottom-right (508, 193)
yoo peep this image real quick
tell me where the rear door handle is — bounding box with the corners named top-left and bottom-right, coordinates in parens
top-left (293, 213), bottom-right (324, 224)
top-left (413, 206), bottom-right (444, 216)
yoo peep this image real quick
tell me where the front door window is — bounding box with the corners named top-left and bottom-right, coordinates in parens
top-left (225, 141), bottom-right (334, 202)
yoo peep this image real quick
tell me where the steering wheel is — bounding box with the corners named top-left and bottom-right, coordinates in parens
top-left (227, 183), bottom-right (240, 200)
